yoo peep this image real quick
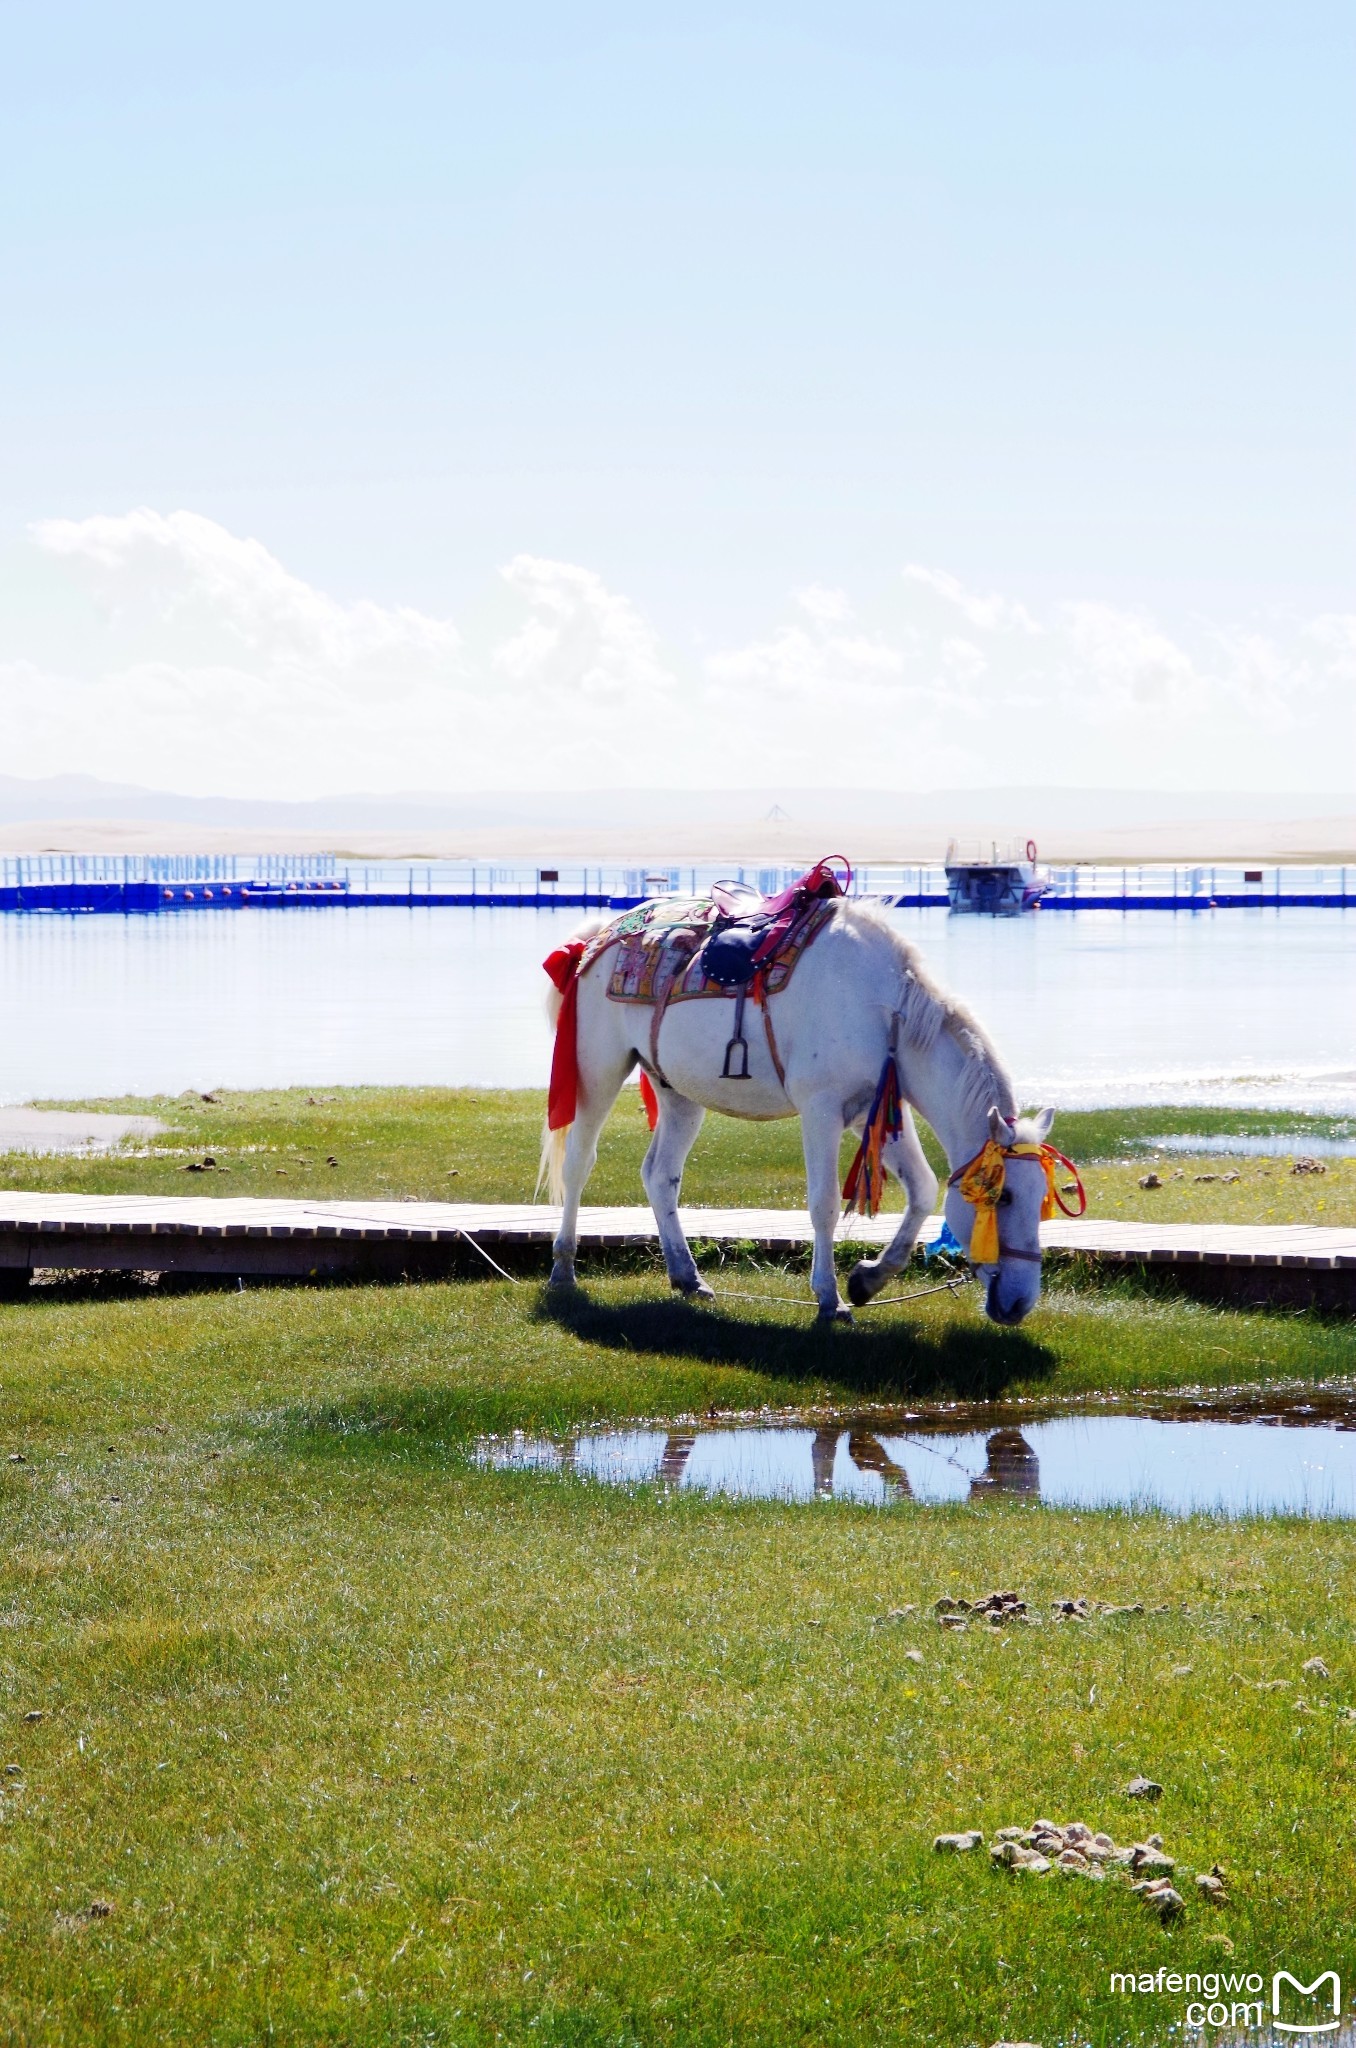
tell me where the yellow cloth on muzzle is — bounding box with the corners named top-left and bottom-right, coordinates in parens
top-left (952, 1140), bottom-right (1061, 1265)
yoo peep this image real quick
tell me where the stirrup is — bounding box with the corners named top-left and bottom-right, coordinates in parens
top-left (722, 985), bottom-right (751, 1078)
top-left (722, 1033), bottom-right (751, 1079)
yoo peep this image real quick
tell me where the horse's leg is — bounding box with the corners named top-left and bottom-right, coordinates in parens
top-left (800, 1094), bottom-right (852, 1321)
top-left (811, 1426), bottom-right (839, 1496)
top-left (548, 1056), bottom-right (630, 1289)
top-left (641, 1090), bottom-right (713, 1300)
top-left (846, 1103), bottom-right (939, 1306)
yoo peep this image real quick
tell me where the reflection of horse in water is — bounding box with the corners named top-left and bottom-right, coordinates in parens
top-left (617, 1424), bottom-right (1040, 1502)
top-left (842, 1431), bottom-right (913, 1500)
top-left (644, 1427), bottom-right (918, 1499)
top-left (969, 1428), bottom-right (1041, 1499)
top-left (659, 1432), bottom-right (697, 1484)
top-left (810, 1427), bottom-right (915, 1500)
top-left (813, 1423), bottom-right (1039, 1503)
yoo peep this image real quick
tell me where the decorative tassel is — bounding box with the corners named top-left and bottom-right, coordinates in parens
top-left (638, 1070), bottom-right (660, 1130)
top-left (923, 1218), bottom-right (966, 1263)
top-left (842, 1057), bottom-right (904, 1216)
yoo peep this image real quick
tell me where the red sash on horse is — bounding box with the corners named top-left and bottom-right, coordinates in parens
top-left (543, 940), bottom-right (586, 1131)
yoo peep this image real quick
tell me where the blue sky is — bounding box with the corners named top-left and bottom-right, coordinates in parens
top-left (1, 2), bottom-right (1352, 796)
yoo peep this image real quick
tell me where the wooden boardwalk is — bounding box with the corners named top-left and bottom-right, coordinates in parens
top-left (1, 1193), bottom-right (1353, 1302)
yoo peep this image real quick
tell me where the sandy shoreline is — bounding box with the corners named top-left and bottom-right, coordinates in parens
top-left (4, 814), bottom-right (1356, 865)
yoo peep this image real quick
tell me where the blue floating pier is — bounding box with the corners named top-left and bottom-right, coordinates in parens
top-left (0, 855), bottom-right (1353, 916)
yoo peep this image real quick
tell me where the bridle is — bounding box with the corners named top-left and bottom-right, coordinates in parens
top-left (984, 1173), bottom-right (1044, 1260)
top-left (986, 1151), bottom-right (1047, 1264)
top-left (947, 1138), bottom-right (1087, 1266)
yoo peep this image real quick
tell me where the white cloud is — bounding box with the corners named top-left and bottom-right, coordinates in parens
top-left (939, 637), bottom-right (988, 688)
top-left (1, 511), bottom-right (1351, 797)
top-left (1306, 612), bottom-right (1356, 666)
top-left (9, 514), bottom-right (689, 795)
top-left (35, 508), bottom-right (461, 680)
top-left (705, 566), bottom-right (1356, 788)
top-left (494, 555), bottom-right (675, 702)
top-left (705, 586), bottom-right (908, 709)
top-left (794, 584), bottom-right (857, 630)
top-left (1055, 601), bottom-right (1200, 714)
top-left (903, 563), bottom-right (1041, 636)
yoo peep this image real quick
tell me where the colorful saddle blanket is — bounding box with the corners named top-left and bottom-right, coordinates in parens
top-left (581, 894), bottom-right (837, 1006)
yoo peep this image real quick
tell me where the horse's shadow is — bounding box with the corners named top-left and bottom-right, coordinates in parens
top-left (535, 1286), bottom-right (1058, 1403)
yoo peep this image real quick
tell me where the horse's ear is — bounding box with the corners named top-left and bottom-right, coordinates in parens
top-left (1031, 1106), bottom-right (1055, 1140)
top-left (988, 1105), bottom-right (1017, 1147)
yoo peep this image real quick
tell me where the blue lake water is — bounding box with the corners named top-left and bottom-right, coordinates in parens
top-left (1, 904), bottom-right (1353, 1112)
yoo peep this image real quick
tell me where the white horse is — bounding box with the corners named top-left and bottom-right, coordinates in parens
top-left (541, 897), bottom-right (1055, 1326)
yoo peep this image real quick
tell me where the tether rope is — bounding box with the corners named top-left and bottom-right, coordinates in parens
top-left (296, 1204), bottom-right (520, 1283)
top-left (855, 1274), bottom-right (975, 1309)
top-left (709, 1271), bottom-right (974, 1312)
top-left (295, 1201), bottom-right (971, 1304)
top-left (889, 1431), bottom-right (985, 1482)
top-left (457, 1228), bottom-right (519, 1282)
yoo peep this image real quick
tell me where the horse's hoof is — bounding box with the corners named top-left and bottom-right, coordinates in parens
top-left (846, 1265), bottom-right (876, 1308)
top-left (547, 1265), bottom-right (579, 1291)
top-left (674, 1277), bottom-right (716, 1303)
top-left (817, 1302), bottom-right (855, 1325)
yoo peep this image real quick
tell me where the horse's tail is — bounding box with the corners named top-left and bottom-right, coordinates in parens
top-left (536, 914), bottom-right (611, 1204)
top-left (537, 1123), bottom-right (568, 1206)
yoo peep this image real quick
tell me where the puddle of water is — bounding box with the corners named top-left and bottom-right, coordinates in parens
top-left (1206, 2024), bottom-right (1356, 2048)
top-left (0, 1108), bottom-right (164, 1154)
top-left (1140, 1131), bottom-right (1355, 1158)
top-left (1170, 2030), bottom-right (1356, 2048)
top-left (948, 2023), bottom-right (1356, 2047)
top-left (479, 1392), bottom-right (1356, 1518)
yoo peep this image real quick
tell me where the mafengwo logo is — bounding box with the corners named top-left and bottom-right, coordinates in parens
top-left (1112, 1965), bottom-right (1346, 2033)
top-left (1272, 1969), bottom-right (1343, 2034)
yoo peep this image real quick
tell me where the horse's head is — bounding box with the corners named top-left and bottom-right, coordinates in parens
top-left (945, 1105), bottom-right (1057, 1327)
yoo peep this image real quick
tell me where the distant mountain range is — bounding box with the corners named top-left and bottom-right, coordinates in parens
top-left (1, 772), bottom-right (1349, 832)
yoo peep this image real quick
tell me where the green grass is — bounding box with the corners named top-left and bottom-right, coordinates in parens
top-left (2, 1092), bottom-right (1355, 2043)
top-left (2, 1269), bottom-right (1356, 2046)
top-left (7, 1087), bottom-right (1354, 1229)
top-left (14, 1085), bottom-right (795, 1206)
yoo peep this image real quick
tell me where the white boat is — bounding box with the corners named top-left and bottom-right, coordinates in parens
top-left (944, 838), bottom-right (1051, 915)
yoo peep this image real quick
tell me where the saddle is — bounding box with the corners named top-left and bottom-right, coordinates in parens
top-left (701, 855), bottom-right (850, 1012)
top-left (583, 856), bottom-right (850, 1085)
top-left (709, 856), bottom-right (850, 926)
top-left (700, 856), bottom-right (839, 991)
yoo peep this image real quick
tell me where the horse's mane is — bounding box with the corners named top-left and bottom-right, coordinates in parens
top-left (838, 899), bottom-right (1018, 1122)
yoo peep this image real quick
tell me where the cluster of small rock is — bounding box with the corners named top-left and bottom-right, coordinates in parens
top-left (935, 1591), bottom-right (1028, 1630)
top-left (1137, 1168), bottom-right (1246, 1188)
top-left (1138, 1156), bottom-right (1327, 1187)
top-left (932, 1591), bottom-right (1155, 1631)
top-left (1053, 1596), bottom-right (1149, 1620)
top-left (934, 1809), bottom-right (1228, 1922)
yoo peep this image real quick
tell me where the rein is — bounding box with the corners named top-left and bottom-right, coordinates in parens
top-left (710, 1273), bottom-right (975, 1311)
